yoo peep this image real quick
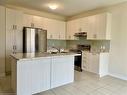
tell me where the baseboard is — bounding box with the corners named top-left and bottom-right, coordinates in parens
top-left (109, 73), bottom-right (127, 81)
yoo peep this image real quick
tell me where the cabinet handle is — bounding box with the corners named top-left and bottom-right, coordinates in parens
top-left (50, 35), bottom-right (53, 39)
top-left (69, 36), bottom-right (71, 39)
top-left (12, 25), bottom-right (15, 30)
top-left (31, 23), bottom-right (34, 27)
top-left (13, 45), bottom-right (16, 54)
top-left (15, 25), bottom-right (17, 30)
top-left (13, 45), bottom-right (15, 50)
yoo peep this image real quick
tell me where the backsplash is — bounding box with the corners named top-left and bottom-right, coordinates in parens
top-left (47, 39), bottom-right (110, 52)
top-left (47, 39), bottom-right (67, 49)
top-left (66, 38), bottom-right (110, 52)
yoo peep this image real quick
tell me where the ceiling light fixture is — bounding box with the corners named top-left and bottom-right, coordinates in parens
top-left (49, 4), bottom-right (58, 10)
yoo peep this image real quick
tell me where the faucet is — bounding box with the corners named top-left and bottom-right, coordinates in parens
top-left (52, 46), bottom-right (61, 53)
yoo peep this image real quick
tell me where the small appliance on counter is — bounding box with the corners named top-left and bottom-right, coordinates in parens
top-left (23, 27), bottom-right (47, 53)
top-left (70, 45), bottom-right (91, 72)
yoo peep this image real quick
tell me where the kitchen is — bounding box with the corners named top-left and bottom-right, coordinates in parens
top-left (0, 0), bottom-right (127, 95)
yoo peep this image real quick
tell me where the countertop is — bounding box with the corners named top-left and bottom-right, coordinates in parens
top-left (11, 52), bottom-right (81, 61)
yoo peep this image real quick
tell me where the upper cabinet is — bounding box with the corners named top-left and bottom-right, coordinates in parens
top-left (67, 13), bottom-right (111, 40)
top-left (66, 20), bottom-right (78, 40)
top-left (23, 14), bottom-right (44, 28)
top-left (67, 17), bottom-right (89, 40)
top-left (23, 14), bottom-right (66, 40)
top-left (87, 13), bottom-right (111, 40)
top-left (43, 18), bottom-right (66, 40)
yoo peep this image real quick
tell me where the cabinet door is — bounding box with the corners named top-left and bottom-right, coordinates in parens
top-left (43, 18), bottom-right (59, 39)
top-left (89, 53), bottom-right (99, 74)
top-left (15, 10), bottom-right (23, 52)
top-left (17, 61), bottom-right (32, 95)
top-left (82, 52), bottom-right (89, 71)
top-left (96, 13), bottom-right (111, 40)
top-left (80, 17), bottom-right (89, 33)
top-left (31, 58), bottom-right (51, 94)
top-left (6, 8), bottom-right (16, 72)
top-left (87, 13), bottom-right (111, 40)
top-left (23, 14), bottom-right (33, 27)
top-left (51, 56), bottom-right (74, 88)
top-left (6, 8), bottom-right (23, 72)
top-left (33, 16), bottom-right (44, 28)
top-left (67, 21), bottom-right (77, 40)
top-left (0, 6), bottom-right (5, 76)
top-left (87, 15), bottom-right (97, 40)
top-left (57, 21), bottom-right (66, 40)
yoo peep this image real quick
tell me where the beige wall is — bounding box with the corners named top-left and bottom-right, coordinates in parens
top-left (6, 5), bottom-right (66, 21)
top-left (68, 2), bottom-right (127, 80)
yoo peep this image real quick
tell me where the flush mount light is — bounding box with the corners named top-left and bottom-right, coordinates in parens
top-left (49, 4), bottom-right (58, 10)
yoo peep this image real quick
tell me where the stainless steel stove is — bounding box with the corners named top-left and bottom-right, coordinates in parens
top-left (70, 45), bottom-right (91, 72)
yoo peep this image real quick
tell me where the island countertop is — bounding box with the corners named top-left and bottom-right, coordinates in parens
top-left (11, 52), bottom-right (81, 61)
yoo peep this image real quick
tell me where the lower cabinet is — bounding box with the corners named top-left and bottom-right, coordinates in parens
top-left (16, 58), bottom-right (51, 95)
top-left (31, 58), bottom-right (51, 94)
top-left (82, 51), bottom-right (109, 77)
top-left (11, 55), bottom-right (74, 95)
top-left (51, 56), bottom-right (74, 88)
top-left (0, 6), bottom-right (5, 76)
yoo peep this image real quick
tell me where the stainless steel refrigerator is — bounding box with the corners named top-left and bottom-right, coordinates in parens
top-left (23, 27), bottom-right (47, 53)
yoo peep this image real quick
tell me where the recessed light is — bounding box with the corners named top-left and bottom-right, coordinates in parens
top-left (49, 4), bottom-right (58, 10)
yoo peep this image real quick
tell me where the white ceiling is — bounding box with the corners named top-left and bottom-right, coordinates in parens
top-left (6, 0), bottom-right (127, 16)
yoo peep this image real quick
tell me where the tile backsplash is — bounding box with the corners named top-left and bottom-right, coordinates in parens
top-left (47, 39), bottom-right (110, 52)
top-left (47, 39), bottom-right (67, 49)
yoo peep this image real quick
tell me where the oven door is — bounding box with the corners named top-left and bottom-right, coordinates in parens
top-left (74, 55), bottom-right (82, 72)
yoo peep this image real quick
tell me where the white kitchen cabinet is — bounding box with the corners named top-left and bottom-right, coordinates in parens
top-left (23, 14), bottom-right (45, 28)
top-left (11, 54), bottom-right (75, 95)
top-left (57, 20), bottom-right (66, 40)
top-left (33, 16), bottom-right (45, 28)
top-left (0, 6), bottom-right (5, 76)
top-left (82, 51), bottom-right (109, 77)
top-left (6, 8), bottom-right (23, 72)
top-left (23, 14), bottom-right (33, 27)
top-left (67, 20), bottom-right (77, 40)
top-left (67, 17), bottom-right (89, 40)
top-left (15, 58), bottom-right (51, 95)
top-left (51, 56), bottom-right (74, 88)
top-left (87, 13), bottom-right (111, 40)
top-left (43, 18), bottom-right (58, 39)
top-left (31, 58), bottom-right (51, 94)
top-left (43, 18), bottom-right (66, 40)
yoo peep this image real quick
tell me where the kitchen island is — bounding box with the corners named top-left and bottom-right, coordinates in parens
top-left (11, 52), bottom-right (79, 95)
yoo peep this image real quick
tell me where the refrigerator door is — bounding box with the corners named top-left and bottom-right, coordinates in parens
top-left (23, 27), bottom-right (47, 53)
top-left (35, 28), bottom-right (47, 53)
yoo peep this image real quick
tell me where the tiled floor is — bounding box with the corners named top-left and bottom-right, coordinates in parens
top-left (0, 71), bottom-right (127, 95)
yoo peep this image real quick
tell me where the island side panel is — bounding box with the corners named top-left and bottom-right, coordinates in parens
top-left (51, 55), bottom-right (74, 88)
top-left (17, 60), bottom-right (32, 95)
top-left (16, 57), bottom-right (51, 95)
top-left (11, 57), bottom-right (17, 93)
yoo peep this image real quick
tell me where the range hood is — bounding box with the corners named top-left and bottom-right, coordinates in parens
top-left (74, 32), bottom-right (87, 37)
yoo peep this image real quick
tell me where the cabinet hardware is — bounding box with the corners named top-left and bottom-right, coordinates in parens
top-left (12, 25), bottom-right (15, 30)
top-left (69, 36), bottom-right (71, 39)
top-left (50, 35), bottom-right (53, 38)
top-left (15, 25), bottom-right (17, 30)
top-left (31, 23), bottom-right (34, 27)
